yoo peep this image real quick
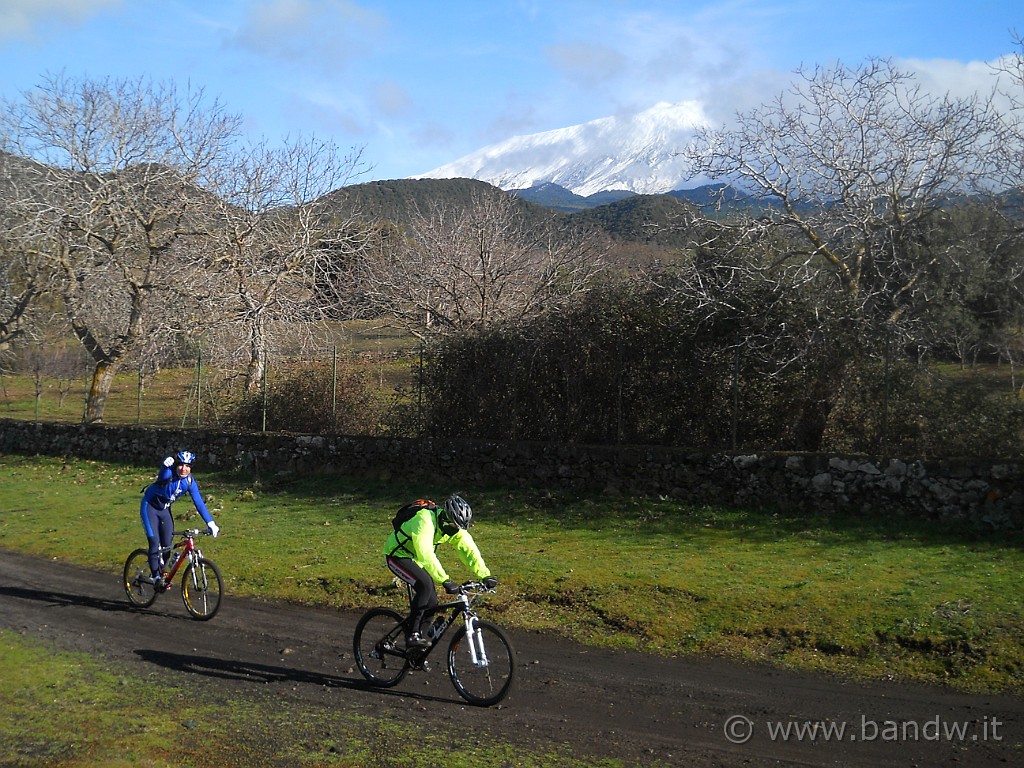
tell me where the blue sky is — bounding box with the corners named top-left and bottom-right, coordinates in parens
top-left (0, 0), bottom-right (1018, 182)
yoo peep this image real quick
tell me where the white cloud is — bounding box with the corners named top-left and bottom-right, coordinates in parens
top-left (542, 5), bottom-right (763, 123)
top-left (900, 56), bottom-right (1006, 101)
top-left (229, 0), bottom-right (389, 72)
top-left (0, 0), bottom-right (122, 42)
top-left (546, 42), bottom-right (627, 87)
top-left (370, 79), bottom-right (412, 118)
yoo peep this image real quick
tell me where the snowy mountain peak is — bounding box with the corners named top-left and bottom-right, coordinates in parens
top-left (412, 101), bottom-right (710, 197)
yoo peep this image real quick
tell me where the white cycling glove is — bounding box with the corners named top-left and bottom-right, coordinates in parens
top-left (163, 456), bottom-right (175, 467)
top-left (208, 521), bottom-right (220, 538)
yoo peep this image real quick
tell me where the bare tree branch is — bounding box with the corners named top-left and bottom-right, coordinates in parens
top-left (353, 190), bottom-right (608, 338)
top-left (0, 72), bottom-right (241, 421)
top-left (203, 136), bottom-right (371, 392)
top-left (686, 57), bottom-right (998, 329)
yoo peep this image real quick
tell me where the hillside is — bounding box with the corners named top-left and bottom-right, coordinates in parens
top-left (329, 177), bottom-right (734, 250)
top-left (566, 193), bottom-right (698, 247)
top-left (322, 176), bottom-right (558, 233)
top-left (511, 182), bottom-right (635, 212)
top-left (1, 148), bottom-right (738, 254)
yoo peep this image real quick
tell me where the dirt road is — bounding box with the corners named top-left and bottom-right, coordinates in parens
top-left (1, 548), bottom-right (1021, 766)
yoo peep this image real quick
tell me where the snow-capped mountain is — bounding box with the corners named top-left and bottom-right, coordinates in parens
top-left (412, 101), bottom-right (709, 197)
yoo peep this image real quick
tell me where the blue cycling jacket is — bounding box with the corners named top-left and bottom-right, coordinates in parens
top-left (140, 464), bottom-right (214, 525)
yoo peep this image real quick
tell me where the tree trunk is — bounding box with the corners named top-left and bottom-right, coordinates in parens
top-left (243, 318), bottom-right (268, 395)
top-left (82, 360), bottom-right (120, 424)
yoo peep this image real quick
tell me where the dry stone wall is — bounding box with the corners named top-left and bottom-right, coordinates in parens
top-left (1, 419), bottom-right (1020, 528)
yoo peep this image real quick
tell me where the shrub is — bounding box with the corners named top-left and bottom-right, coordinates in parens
top-left (419, 273), bottom-right (863, 451)
top-left (229, 360), bottom-right (385, 435)
top-left (824, 362), bottom-right (1024, 459)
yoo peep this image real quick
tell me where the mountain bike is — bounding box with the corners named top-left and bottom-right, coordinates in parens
top-left (122, 529), bottom-right (223, 620)
top-left (353, 581), bottom-right (515, 706)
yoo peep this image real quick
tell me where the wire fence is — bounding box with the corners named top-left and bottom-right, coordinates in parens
top-left (0, 343), bottom-right (421, 432)
top-left (2, 341), bottom-right (1023, 458)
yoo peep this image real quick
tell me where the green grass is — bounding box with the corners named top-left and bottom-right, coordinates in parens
top-left (1, 453), bottom-right (1022, 696)
top-left (2, 453), bottom-right (1022, 765)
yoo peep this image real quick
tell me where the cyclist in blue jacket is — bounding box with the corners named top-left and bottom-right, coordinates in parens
top-left (140, 450), bottom-right (220, 587)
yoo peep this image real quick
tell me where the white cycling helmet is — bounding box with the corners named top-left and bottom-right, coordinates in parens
top-left (440, 494), bottom-right (473, 530)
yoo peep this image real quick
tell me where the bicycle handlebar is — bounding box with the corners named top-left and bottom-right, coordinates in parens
top-left (172, 528), bottom-right (213, 538)
top-left (456, 580), bottom-right (496, 594)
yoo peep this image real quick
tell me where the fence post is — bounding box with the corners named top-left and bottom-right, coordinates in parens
top-left (261, 357), bottom-right (268, 432)
top-left (880, 330), bottom-right (891, 452)
top-left (32, 360), bottom-right (40, 423)
top-left (731, 345), bottom-right (740, 451)
top-left (332, 344), bottom-right (338, 419)
top-left (81, 363), bottom-right (90, 423)
top-left (196, 351), bottom-right (202, 427)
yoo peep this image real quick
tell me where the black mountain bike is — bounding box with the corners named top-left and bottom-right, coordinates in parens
top-left (352, 581), bottom-right (515, 706)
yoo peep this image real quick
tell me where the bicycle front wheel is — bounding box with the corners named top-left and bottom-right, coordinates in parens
top-left (181, 557), bottom-right (223, 620)
top-left (123, 549), bottom-right (158, 608)
top-left (447, 620), bottom-right (516, 706)
top-left (353, 607), bottom-right (410, 687)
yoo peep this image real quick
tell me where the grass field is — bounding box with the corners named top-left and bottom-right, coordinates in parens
top-left (2, 452), bottom-right (1022, 766)
top-left (1, 453), bottom-right (1021, 695)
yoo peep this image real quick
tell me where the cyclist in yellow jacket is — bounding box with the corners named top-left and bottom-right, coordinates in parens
top-left (384, 494), bottom-right (496, 647)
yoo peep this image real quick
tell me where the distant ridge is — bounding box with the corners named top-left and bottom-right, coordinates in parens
top-left (511, 182), bottom-right (634, 212)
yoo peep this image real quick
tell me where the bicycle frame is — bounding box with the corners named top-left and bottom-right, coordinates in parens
top-left (402, 585), bottom-right (487, 663)
top-left (354, 580), bottom-right (515, 705)
top-left (160, 531), bottom-right (200, 584)
top-left (123, 528), bottom-right (224, 620)
top-left (435, 594), bottom-right (489, 666)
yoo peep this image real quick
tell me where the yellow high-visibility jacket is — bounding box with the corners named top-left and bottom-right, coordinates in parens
top-left (384, 504), bottom-right (491, 584)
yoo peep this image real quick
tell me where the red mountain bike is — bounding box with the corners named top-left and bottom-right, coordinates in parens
top-left (122, 528), bottom-right (223, 620)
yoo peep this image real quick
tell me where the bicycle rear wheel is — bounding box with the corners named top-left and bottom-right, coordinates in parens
top-left (447, 620), bottom-right (515, 706)
top-left (353, 607), bottom-right (410, 687)
top-left (123, 549), bottom-right (158, 608)
top-left (181, 557), bottom-right (223, 620)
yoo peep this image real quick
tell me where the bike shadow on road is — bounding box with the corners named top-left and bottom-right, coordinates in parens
top-left (0, 585), bottom-right (133, 613)
top-left (133, 648), bottom-right (458, 705)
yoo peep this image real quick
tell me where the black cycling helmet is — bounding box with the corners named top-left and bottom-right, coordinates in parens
top-left (439, 494), bottom-right (473, 531)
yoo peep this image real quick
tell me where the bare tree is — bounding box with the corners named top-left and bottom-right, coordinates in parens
top-left (0, 244), bottom-right (45, 354)
top-left (990, 34), bottom-right (1024, 191)
top-left (686, 58), bottom-right (997, 330)
top-left (354, 190), bottom-right (608, 339)
top-left (0, 153), bottom-right (52, 354)
top-left (0, 72), bottom-right (241, 422)
top-left (204, 136), bottom-right (371, 393)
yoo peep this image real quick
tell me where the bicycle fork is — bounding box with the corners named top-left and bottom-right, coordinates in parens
top-left (464, 614), bottom-right (490, 668)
